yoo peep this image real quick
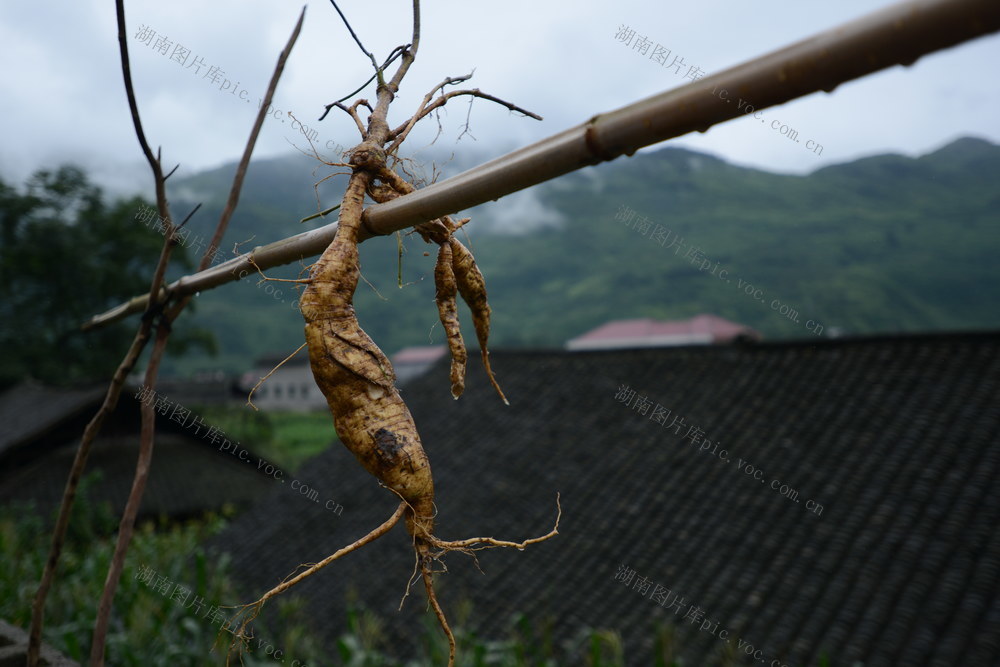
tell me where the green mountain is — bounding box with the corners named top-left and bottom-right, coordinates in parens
top-left (160, 136), bottom-right (1000, 377)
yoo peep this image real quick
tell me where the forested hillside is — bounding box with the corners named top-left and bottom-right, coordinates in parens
top-left (160, 136), bottom-right (1000, 376)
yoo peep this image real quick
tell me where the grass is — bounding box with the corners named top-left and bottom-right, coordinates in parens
top-left (0, 471), bottom-right (325, 666)
top-left (193, 405), bottom-right (335, 473)
top-left (267, 410), bottom-right (337, 470)
top-left (1, 473), bottom-right (839, 665)
top-left (0, 474), bottom-right (664, 666)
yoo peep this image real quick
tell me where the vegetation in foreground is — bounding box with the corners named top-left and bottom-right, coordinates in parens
top-left (4, 473), bottom-right (839, 665)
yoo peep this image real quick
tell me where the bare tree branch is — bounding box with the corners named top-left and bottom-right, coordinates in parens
top-left (87, 319), bottom-right (171, 665)
top-left (420, 88), bottom-right (542, 124)
top-left (318, 45), bottom-right (408, 120)
top-left (28, 5), bottom-right (307, 666)
top-left (389, 81), bottom-right (542, 152)
top-left (337, 99), bottom-right (372, 137)
top-left (328, 0), bottom-right (380, 74)
top-left (27, 0), bottom-right (182, 660)
top-left (386, 0), bottom-right (420, 93)
top-left (199, 6), bottom-right (306, 273)
top-left (387, 72), bottom-right (474, 152)
top-left (90, 15), bottom-right (311, 660)
top-left (27, 326), bottom-right (152, 666)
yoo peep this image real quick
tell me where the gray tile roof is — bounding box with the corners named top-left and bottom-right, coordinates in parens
top-left (0, 381), bottom-right (104, 457)
top-left (210, 332), bottom-right (1000, 666)
top-left (0, 383), bottom-right (276, 521)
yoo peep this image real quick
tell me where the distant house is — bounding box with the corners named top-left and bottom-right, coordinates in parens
top-left (154, 372), bottom-right (243, 406)
top-left (566, 314), bottom-right (760, 350)
top-left (210, 330), bottom-right (1000, 666)
top-left (0, 381), bottom-right (276, 521)
top-left (391, 345), bottom-right (447, 385)
top-left (243, 346), bottom-right (448, 410)
top-left (241, 355), bottom-right (327, 412)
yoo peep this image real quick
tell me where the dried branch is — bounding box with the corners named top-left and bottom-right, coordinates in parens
top-left (27, 0), bottom-right (181, 661)
top-left (27, 325), bottom-right (152, 666)
top-left (386, 0), bottom-right (420, 93)
top-left (328, 0), bottom-right (380, 74)
top-left (198, 7), bottom-right (306, 273)
top-left (318, 45), bottom-right (408, 119)
top-left (315, 0), bottom-right (413, 123)
top-left (387, 72), bottom-right (474, 152)
top-left (390, 83), bottom-right (542, 153)
top-left (351, 0), bottom-right (421, 144)
top-left (172, 203), bottom-right (202, 232)
top-left (88, 319), bottom-right (171, 665)
top-left (422, 88), bottom-right (540, 124)
top-left (338, 99), bottom-right (372, 137)
top-left (28, 5), bottom-right (307, 666)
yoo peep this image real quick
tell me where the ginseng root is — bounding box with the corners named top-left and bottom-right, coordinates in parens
top-left (448, 236), bottom-right (507, 404)
top-left (372, 164), bottom-right (506, 402)
top-left (434, 240), bottom-right (467, 398)
top-left (227, 9), bottom-right (550, 658)
top-left (224, 154), bottom-right (559, 667)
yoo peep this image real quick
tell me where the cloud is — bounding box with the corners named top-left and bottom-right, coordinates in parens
top-left (466, 188), bottom-right (565, 236)
top-left (1, 0), bottom-right (998, 192)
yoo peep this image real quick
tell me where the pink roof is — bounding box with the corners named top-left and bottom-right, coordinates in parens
top-left (566, 315), bottom-right (758, 350)
top-left (391, 345), bottom-right (447, 364)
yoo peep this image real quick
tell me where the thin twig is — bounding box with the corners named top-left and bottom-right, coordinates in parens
top-left (247, 342), bottom-right (307, 410)
top-left (88, 319), bottom-right (171, 664)
top-left (300, 203), bottom-right (341, 223)
top-left (170, 203), bottom-right (202, 235)
top-left (222, 501), bottom-right (407, 664)
top-left (328, 0), bottom-right (379, 72)
top-left (199, 7), bottom-right (307, 273)
top-left (413, 88), bottom-right (542, 129)
top-left (387, 72), bottom-right (474, 152)
top-left (27, 0), bottom-right (180, 661)
top-left (338, 99), bottom-right (371, 137)
top-left (319, 45), bottom-right (408, 119)
top-left (385, 0), bottom-right (421, 94)
top-left (82, 7), bottom-right (308, 665)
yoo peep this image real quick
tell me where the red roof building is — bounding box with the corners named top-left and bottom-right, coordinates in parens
top-left (565, 315), bottom-right (760, 350)
top-left (391, 345), bottom-right (447, 384)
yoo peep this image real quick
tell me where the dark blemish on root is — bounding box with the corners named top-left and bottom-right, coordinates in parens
top-left (373, 428), bottom-right (407, 468)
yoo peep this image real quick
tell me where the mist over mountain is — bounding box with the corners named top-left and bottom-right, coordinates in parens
top-left (155, 136), bottom-right (1000, 377)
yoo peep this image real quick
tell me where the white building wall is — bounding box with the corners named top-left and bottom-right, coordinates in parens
top-left (251, 363), bottom-right (327, 412)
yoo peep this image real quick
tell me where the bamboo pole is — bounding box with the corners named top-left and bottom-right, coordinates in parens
top-left (82, 0), bottom-right (1000, 331)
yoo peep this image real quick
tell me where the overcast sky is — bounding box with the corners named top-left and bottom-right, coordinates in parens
top-left (2, 0), bottom-right (998, 195)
